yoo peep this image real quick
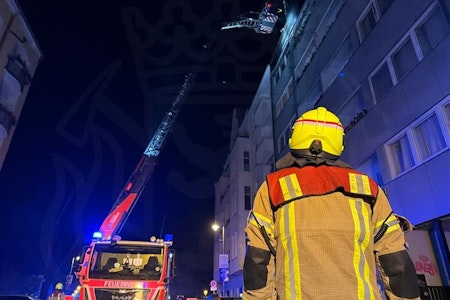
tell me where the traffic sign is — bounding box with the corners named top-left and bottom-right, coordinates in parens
top-left (210, 279), bottom-right (218, 291)
top-left (219, 254), bottom-right (229, 268)
top-left (219, 267), bottom-right (229, 282)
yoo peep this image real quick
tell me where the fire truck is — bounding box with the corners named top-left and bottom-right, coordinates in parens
top-left (69, 74), bottom-right (195, 300)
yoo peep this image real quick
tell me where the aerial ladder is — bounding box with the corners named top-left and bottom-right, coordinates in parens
top-left (70, 73), bottom-right (195, 300)
top-left (99, 72), bottom-right (195, 241)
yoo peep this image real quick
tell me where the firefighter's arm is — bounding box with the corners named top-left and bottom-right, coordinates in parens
top-left (243, 182), bottom-right (276, 300)
top-left (373, 188), bottom-right (420, 300)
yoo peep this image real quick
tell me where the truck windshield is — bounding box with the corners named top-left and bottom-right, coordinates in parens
top-left (88, 244), bottom-right (164, 280)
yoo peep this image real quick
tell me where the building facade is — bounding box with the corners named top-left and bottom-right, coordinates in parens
top-left (213, 67), bottom-right (274, 297)
top-left (214, 0), bottom-right (450, 298)
top-left (0, 0), bottom-right (42, 171)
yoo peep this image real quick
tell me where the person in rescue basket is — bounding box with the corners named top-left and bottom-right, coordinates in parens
top-left (242, 107), bottom-right (420, 300)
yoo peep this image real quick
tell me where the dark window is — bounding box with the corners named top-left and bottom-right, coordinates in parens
top-left (392, 38), bottom-right (418, 80)
top-left (416, 6), bottom-right (450, 56)
top-left (243, 151), bottom-right (250, 171)
top-left (244, 186), bottom-right (251, 210)
top-left (371, 63), bottom-right (393, 100)
top-left (358, 4), bottom-right (377, 42)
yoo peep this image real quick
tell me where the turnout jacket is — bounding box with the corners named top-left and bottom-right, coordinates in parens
top-left (243, 155), bottom-right (420, 300)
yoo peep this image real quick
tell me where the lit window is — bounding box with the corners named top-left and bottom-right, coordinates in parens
top-left (413, 114), bottom-right (446, 161)
top-left (388, 135), bottom-right (415, 176)
top-left (370, 63), bottom-right (393, 101)
top-left (415, 5), bottom-right (450, 57)
top-left (391, 38), bottom-right (418, 80)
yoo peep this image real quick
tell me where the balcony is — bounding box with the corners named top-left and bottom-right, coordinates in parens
top-left (0, 103), bottom-right (16, 134)
top-left (5, 54), bottom-right (31, 91)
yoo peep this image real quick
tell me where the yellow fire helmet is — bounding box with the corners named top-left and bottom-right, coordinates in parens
top-left (289, 106), bottom-right (344, 158)
top-left (55, 282), bottom-right (63, 290)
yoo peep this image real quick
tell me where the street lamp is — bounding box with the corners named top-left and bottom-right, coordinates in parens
top-left (212, 222), bottom-right (227, 296)
top-left (211, 222), bottom-right (225, 254)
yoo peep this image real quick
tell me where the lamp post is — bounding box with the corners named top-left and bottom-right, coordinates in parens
top-left (211, 222), bottom-right (225, 253)
top-left (69, 255), bottom-right (81, 275)
top-left (66, 255), bottom-right (80, 291)
top-left (212, 222), bottom-right (227, 296)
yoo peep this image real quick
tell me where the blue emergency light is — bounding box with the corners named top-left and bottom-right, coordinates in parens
top-left (164, 233), bottom-right (173, 242)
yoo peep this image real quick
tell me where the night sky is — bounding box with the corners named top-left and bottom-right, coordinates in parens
top-left (0, 0), bottom-right (279, 297)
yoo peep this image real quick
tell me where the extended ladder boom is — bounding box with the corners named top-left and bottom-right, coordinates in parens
top-left (99, 73), bottom-right (195, 241)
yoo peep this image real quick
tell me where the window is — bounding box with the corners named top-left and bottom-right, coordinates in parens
top-left (388, 134), bottom-right (415, 176)
top-left (370, 63), bottom-right (393, 100)
top-left (391, 38), bottom-right (418, 80)
top-left (385, 99), bottom-right (450, 179)
top-left (357, 3), bottom-right (378, 42)
top-left (413, 114), bottom-right (446, 161)
top-left (243, 151), bottom-right (250, 171)
top-left (244, 186), bottom-right (251, 210)
top-left (443, 102), bottom-right (450, 132)
top-left (415, 5), bottom-right (450, 57)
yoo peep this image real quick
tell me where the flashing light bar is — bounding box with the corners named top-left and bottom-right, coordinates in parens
top-left (92, 231), bottom-right (102, 239)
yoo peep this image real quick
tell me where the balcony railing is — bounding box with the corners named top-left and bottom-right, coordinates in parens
top-left (5, 54), bottom-right (31, 91)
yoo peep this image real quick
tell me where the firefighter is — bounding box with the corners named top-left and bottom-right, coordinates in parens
top-left (48, 282), bottom-right (65, 300)
top-left (242, 107), bottom-right (420, 300)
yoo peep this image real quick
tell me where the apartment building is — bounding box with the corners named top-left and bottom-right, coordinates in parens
top-left (0, 0), bottom-right (42, 171)
top-left (213, 66), bottom-right (274, 297)
top-left (214, 0), bottom-right (450, 298)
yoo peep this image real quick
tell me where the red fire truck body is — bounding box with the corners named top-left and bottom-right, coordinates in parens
top-left (75, 239), bottom-right (174, 300)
